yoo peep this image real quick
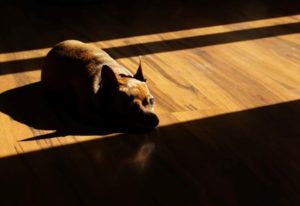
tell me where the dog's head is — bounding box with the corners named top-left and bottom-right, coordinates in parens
top-left (98, 58), bottom-right (159, 129)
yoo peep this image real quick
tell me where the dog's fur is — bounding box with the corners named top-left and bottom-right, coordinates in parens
top-left (41, 40), bottom-right (159, 129)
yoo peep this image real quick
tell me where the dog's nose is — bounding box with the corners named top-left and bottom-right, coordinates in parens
top-left (144, 112), bottom-right (159, 128)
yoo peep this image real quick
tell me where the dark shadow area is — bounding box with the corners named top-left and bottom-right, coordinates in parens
top-left (1, 99), bottom-right (300, 205)
top-left (0, 57), bottom-right (42, 75)
top-left (2, 20), bottom-right (300, 75)
top-left (0, 82), bottom-right (151, 140)
top-left (0, 0), bottom-right (300, 53)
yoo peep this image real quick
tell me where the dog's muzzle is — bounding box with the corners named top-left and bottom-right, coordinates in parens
top-left (144, 112), bottom-right (159, 128)
top-left (135, 112), bottom-right (159, 129)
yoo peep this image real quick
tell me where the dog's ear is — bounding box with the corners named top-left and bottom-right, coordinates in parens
top-left (101, 65), bottom-right (119, 91)
top-left (134, 56), bottom-right (146, 82)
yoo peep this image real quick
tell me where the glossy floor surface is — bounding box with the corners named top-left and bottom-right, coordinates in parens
top-left (1, 0), bottom-right (300, 205)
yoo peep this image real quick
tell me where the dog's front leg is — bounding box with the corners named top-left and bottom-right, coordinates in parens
top-left (72, 79), bottom-right (102, 124)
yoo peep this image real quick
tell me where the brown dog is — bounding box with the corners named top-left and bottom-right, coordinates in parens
top-left (41, 40), bottom-right (159, 129)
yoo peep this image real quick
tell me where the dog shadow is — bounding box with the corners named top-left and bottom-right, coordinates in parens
top-left (0, 82), bottom-right (144, 141)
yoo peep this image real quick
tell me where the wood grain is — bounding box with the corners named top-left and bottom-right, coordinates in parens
top-left (1, 0), bottom-right (300, 205)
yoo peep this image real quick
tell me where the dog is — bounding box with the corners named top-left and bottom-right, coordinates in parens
top-left (41, 40), bottom-right (159, 129)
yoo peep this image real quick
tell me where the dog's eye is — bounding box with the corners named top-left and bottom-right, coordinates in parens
top-left (142, 97), bottom-right (155, 106)
top-left (149, 97), bottom-right (155, 105)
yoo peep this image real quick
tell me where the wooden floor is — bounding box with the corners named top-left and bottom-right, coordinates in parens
top-left (1, 0), bottom-right (300, 205)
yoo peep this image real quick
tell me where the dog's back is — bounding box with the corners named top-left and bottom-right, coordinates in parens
top-left (41, 40), bottom-right (131, 94)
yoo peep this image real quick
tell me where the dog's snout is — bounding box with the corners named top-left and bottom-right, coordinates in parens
top-left (143, 112), bottom-right (159, 128)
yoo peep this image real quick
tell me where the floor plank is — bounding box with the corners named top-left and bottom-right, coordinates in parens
top-left (1, 0), bottom-right (300, 205)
